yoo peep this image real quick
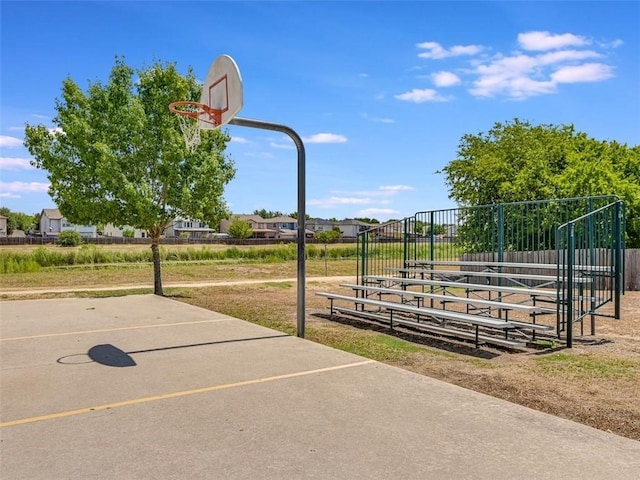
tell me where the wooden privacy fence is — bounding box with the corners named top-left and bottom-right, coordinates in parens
top-left (626, 249), bottom-right (639, 291)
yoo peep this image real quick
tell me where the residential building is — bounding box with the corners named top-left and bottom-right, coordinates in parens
top-left (0, 215), bottom-right (7, 237)
top-left (220, 214), bottom-right (314, 239)
top-left (307, 218), bottom-right (373, 238)
top-left (102, 224), bottom-right (148, 238)
top-left (39, 208), bottom-right (97, 238)
top-left (164, 218), bottom-right (216, 239)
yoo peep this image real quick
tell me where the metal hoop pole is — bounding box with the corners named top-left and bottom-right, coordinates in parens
top-left (230, 117), bottom-right (306, 338)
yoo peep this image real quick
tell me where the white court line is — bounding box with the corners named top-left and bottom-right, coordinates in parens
top-left (0, 319), bottom-right (231, 342)
top-left (0, 359), bottom-right (376, 428)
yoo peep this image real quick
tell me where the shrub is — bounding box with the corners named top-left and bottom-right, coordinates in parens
top-left (57, 230), bottom-right (84, 247)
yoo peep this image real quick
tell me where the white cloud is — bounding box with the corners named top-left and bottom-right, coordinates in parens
top-left (379, 185), bottom-right (414, 193)
top-left (269, 141), bottom-right (295, 149)
top-left (431, 71), bottom-right (462, 87)
top-left (395, 88), bottom-right (451, 103)
top-left (518, 31), bottom-right (589, 51)
top-left (0, 157), bottom-right (35, 170)
top-left (358, 208), bottom-right (400, 217)
top-left (309, 184), bottom-right (414, 213)
top-left (551, 63), bottom-right (614, 83)
top-left (303, 133), bottom-right (347, 144)
top-left (417, 41), bottom-right (484, 59)
top-left (0, 181), bottom-right (50, 196)
top-left (407, 31), bottom-right (617, 101)
top-left (230, 136), bottom-right (250, 143)
top-left (0, 135), bottom-right (23, 148)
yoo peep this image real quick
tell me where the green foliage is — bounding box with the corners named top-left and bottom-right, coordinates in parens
top-left (440, 119), bottom-right (640, 247)
top-left (122, 228), bottom-right (135, 238)
top-left (0, 251), bottom-right (41, 273)
top-left (0, 244), bottom-right (360, 272)
top-left (57, 230), bottom-right (83, 247)
top-left (315, 229), bottom-right (341, 243)
top-left (252, 209), bottom-right (284, 219)
top-left (227, 216), bottom-right (253, 239)
top-left (0, 207), bottom-right (39, 234)
top-left (354, 217), bottom-right (380, 224)
top-left (414, 221), bottom-right (445, 236)
top-left (23, 56), bottom-right (237, 293)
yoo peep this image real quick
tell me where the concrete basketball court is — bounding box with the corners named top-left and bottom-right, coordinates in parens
top-left (1, 295), bottom-right (638, 479)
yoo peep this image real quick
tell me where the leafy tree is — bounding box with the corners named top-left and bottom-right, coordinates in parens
top-left (414, 221), bottom-right (445, 236)
top-left (0, 207), bottom-right (39, 234)
top-left (440, 119), bottom-right (640, 247)
top-left (288, 212), bottom-right (311, 220)
top-left (315, 228), bottom-right (341, 243)
top-left (253, 209), bottom-right (284, 219)
top-left (57, 230), bottom-right (83, 247)
top-left (122, 228), bottom-right (135, 238)
top-left (24, 57), bottom-right (235, 295)
top-left (227, 216), bottom-right (253, 239)
top-left (315, 228), bottom-right (341, 276)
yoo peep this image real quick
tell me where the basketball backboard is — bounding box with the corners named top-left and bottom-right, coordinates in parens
top-left (199, 54), bottom-right (243, 129)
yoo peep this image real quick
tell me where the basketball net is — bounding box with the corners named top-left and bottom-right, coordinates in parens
top-left (176, 110), bottom-right (201, 152)
top-left (169, 101), bottom-right (222, 152)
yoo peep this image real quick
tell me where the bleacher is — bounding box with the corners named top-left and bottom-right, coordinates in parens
top-left (316, 197), bottom-right (625, 350)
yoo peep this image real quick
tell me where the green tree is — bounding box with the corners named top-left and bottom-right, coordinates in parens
top-left (288, 212), bottom-right (311, 220)
top-left (227, 216), bottom-right (253, 239)
top-left (57, 230), bottom-right (83, 247)
top-left (24, 57), bottom-right (235, 295)
top-left (0, 207), bottom-right (39, 234)
top-left (440, 119), bottom-right (640, 247)
top-left (315, 228), bottom-right (341, 276)
top-left (253, 209), bottom-right (284, 219)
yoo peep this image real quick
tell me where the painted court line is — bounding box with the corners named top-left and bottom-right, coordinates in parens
top-left (0, 360), bottom-right (376, 428)
top-left (0, 319), bottom-right (230, 342)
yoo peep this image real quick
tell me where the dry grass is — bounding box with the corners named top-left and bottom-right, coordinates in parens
top-left (1, 257), bottom-right (638, 441)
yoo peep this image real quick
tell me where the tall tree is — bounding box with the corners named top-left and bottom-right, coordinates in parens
top-left (24, 57), bottom-right (236, 294)
top-left (227, 216), bottom-right (253, 239)
top-left (440, 119), bottom-right (640, 247)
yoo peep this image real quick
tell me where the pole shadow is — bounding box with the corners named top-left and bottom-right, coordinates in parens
top-left (59, 334), bottom-right (291, 367)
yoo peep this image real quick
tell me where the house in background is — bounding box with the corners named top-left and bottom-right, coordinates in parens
top-left (0, 214), bottom-right (7, 237)
top-left (219, 215), bottom-right (277, 239)
top-left (164, 218), bottom-right (216, 239)
top-left (39, 208), bottom-right (97, 238)
top-left (220, 215), bottom-right (314, 239)
top-left (102, 224), bottom-right (148, 238)
top-left (307, 218), bottom-right (373, 238)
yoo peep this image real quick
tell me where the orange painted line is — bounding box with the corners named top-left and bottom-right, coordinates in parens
top-left (0, 360), bottom-right (376, 428)
top-left (0, 319), bottom-right (230, 341)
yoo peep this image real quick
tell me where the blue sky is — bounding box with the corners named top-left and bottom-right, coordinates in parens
top-left (1, 1), bottom-right (639, 222)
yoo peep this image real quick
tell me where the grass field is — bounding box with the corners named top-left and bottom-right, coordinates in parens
top-left (1, 244), bottom-right (638, 441)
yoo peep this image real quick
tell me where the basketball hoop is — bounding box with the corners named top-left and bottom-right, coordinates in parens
top-left (169, 101), bottom-right (222, 151)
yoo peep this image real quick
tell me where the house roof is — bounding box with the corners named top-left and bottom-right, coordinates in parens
top-left (234, 215), bottom-right (265, 223)
top-left (266, 216), bottom-right (297, 223)
top-left (41, 208), bottom-right (63, 219)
